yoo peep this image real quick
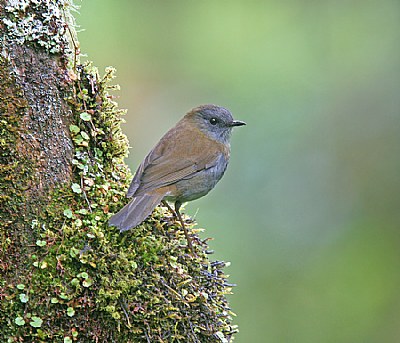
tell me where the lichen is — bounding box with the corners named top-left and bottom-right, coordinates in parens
top-left (2, 0), bottom-right (77, 55)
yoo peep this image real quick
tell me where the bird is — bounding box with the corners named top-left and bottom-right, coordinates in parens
top-left (109, 104), bottom-right (246, 252)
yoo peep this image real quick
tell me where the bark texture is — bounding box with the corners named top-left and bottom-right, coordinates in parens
top-left (1, 44), bottom-right (73, 225)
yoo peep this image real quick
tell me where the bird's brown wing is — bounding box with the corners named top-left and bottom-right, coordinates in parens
top-left (128, 127), bottom-right (225, 197)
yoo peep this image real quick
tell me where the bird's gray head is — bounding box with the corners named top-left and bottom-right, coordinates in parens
top-left (186, 104), bottom-right (246, 144)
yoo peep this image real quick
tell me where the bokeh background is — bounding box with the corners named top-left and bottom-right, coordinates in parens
top-left (77, 1), bottom-right (400, 342)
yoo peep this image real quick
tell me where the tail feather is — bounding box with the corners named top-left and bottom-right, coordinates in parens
top-left (109, 192), bottom-right (164, 232)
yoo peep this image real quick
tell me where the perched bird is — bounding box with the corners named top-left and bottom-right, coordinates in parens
top-left (109, 104), bottom-right (245, 251)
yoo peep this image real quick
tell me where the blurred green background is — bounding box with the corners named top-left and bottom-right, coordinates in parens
top-left (77, 1), bottom-right (400, 342)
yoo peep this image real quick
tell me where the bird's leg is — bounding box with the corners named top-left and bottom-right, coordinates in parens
top-left (174, 201), bottom-right (194, 254)
top-left (161, 200), bottom-right (177, 220)
top-left (161, 200), bottom-right (194, 254)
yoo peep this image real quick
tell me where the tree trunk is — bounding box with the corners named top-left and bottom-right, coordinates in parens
top-left (1, 0), bottom-right (74, 294)
top-left (1, 42), bottom-right (74, 234)
top-left (0, 1), bottom-right (236, 342)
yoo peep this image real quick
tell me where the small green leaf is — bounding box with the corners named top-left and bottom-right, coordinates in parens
top-left (82, 278), bottom-right (93, 288)
top-left (19, 293), bottom-right (29, 303)
top-left (36, 240), bottom-right (46, 247)
top-left (71, 183), bottom-right (82, 194)
top-left (16, 284), bottom-right (25, 290)
top-left (70, 278), bottom-right (80, 287)
top-left (81, 131), bottom-right (90, 140)
top-left (77, 208), bottom-right (88, 215)
top-left (79, 112), bottom-right (92, 121)
top-left (67, 307), bottom-right (75, 317)
top-left (78, 272), bottom-right (88, 279)
top-left (64, 337), bottom-right (73, 343)
top-left (94, 148), bottom-right (103, 157)
top-left (51, 297), bottom-right (59, 304)
top-left (73, 135), bottom-right (83, 145)
top-left (69, 124), bottom-right (80, 134)
top-left (69, 247), bottom-right (80, 258)
top-left (15, 316), bottom-right (25, 326)
top-left (30, 316), bottom-right (43, 328)
top-left (36, 328), bottom-right (46, 339)
top-left (63, 208), bottom-right (73, 218)
top-left (59, 293), bottom-right (68, 300)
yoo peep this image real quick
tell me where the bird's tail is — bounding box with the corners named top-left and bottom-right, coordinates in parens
top-left (109, 192), bottom-right (165, 232)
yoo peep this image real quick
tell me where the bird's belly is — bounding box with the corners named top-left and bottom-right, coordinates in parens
top-left (165, 160), bottom-right (228, 203)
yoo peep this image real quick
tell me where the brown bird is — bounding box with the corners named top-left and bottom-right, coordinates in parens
top-left (109, 104), bottom-right (245, 251)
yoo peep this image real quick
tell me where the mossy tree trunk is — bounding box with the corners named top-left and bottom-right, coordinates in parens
top-left (1, 32), bottom-right (74, 267)
top-left (1, 1), bottom-right (237, 342)
top-left (1, 0), bottom-right (74, 319)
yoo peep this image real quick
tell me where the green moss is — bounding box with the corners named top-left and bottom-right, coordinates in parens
top-left (0, 54), bottom-right (30, 224)
top-left (1, 62), bottom-right (237, 342)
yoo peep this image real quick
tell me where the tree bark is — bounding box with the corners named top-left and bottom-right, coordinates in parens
top-left (1, 44), bottom-right (74, 223)
top-left (1, 0), bottom-right (74, 276)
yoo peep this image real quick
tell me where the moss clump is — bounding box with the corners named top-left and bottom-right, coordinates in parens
top-left (0, 54), bottom-right (30, 226)
top-left (1, 63), bottom-right (237, 342)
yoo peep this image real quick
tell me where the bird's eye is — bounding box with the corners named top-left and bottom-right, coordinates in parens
top-left (209, 117), bottom-right (218, 125)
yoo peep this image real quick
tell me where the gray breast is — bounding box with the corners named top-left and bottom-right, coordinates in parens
top-left (166, 153), bottom-right (229, 203)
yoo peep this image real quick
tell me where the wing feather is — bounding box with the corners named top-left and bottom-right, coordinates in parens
top-left (128, 125), bottom-right (225, 197)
